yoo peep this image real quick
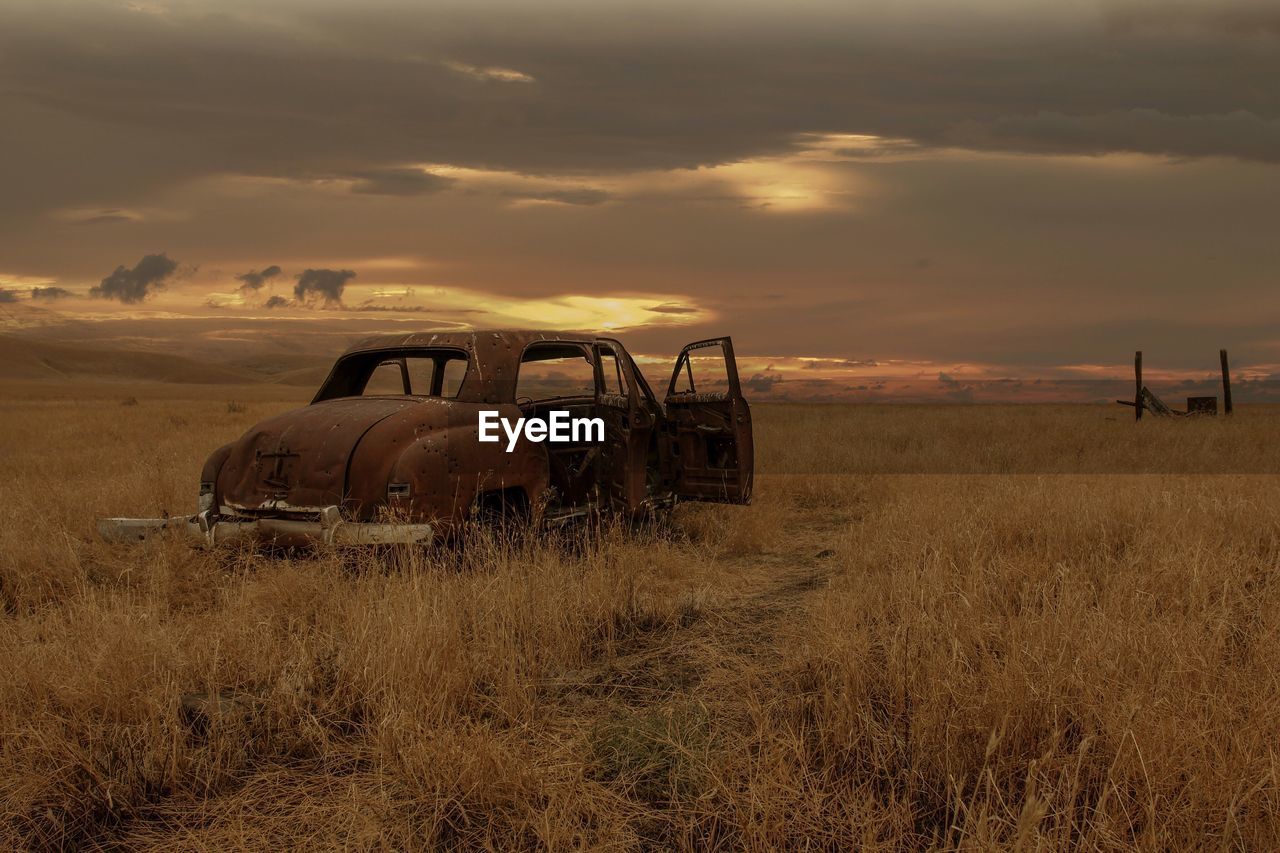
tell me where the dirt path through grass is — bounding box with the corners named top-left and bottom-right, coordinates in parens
top-left (550, 501), bottom-right (843, 707)
top-left (531, 499), bottom-right (854, 841)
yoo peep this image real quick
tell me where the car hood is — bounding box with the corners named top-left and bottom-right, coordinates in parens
top-left (217, 397), bottom-right (418, 515)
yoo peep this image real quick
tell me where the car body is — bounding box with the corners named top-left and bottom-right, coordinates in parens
top-left (98, 330), bottom-right (753, 546)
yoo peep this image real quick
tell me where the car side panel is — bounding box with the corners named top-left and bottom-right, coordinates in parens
top-left (345, 400), bottom-right (549, 525)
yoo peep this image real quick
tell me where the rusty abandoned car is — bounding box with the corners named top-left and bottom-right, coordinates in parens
top-left (99, 330), bottom-right (754, 546)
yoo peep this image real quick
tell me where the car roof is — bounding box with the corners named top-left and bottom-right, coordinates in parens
top-left (340, 329), bottom-right (600, 358)
top-left (325, 330), bottom-right (615, 404)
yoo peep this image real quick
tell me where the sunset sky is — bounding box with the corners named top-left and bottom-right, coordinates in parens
top-left (1, 0), bottom-right (1278, 400)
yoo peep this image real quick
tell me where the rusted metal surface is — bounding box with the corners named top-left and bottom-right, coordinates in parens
top-left (99, 330), bottom-right (754, 547)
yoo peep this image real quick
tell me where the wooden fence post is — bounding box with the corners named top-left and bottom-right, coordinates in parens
top-left (1220, 349), bottom-right (1233, 416)
top-left (1135, 350), bottom-right (1143, 421)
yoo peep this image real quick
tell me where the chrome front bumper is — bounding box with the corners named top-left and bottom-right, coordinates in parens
top-left (97, 507), bottom-right (433, 546)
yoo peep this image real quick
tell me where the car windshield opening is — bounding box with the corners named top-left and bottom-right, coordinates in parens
top-left (516, 343), bottom-right (596, 403)
top-left (314, 348), bottom-right (470, 400)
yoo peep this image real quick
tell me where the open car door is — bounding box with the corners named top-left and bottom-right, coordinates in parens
top-left (664, 337), bottom-right (754, 503)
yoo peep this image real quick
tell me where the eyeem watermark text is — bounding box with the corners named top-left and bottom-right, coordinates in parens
top-left (478, 410), bottom-right (604, 452)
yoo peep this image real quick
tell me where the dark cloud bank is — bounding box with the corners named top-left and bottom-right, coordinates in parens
top-left (294, 268), bottom-right (356, 306)
top-left (30, 285), bottom-right (72, 300)
top-left (235, 264), bottom-right (282, 293)
top-left (1, 0), bottom-right (1277, 218)
top-left (89, 253), bottom-right (178, 303)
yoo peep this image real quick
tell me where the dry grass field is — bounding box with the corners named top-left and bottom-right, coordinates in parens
top-left (3, 381), bottom-right (1279, 849)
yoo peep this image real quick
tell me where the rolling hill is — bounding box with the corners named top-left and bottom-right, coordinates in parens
top-left (0, 335), bottom-right (266, 385)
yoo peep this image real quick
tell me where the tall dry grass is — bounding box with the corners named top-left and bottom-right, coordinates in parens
top-left (1, 381), bottom-right (1278, 848)
top-left (727, 475), bottom-right (1280, 848)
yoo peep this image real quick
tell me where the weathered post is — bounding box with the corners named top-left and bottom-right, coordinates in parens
top-left (1220, 349), bottom-right (1233, 416)
top-left (1135, 350), bottom-right (1143, 421)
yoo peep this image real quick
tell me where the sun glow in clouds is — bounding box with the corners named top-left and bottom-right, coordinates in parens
top-left (206, 277), bottom-right (712, 331)
top-left (210, 133), bottom-right (880, 217)
top-left (442, 61), bottom-right (535, 83)
top-left (0, 273), bottom-right (59, 289)
top-left (342, 285), bottom-right (711, 330)
top-left (422, 140), bottom-right (869, 214)
top-left (706, 159), bottom-right (848, 212)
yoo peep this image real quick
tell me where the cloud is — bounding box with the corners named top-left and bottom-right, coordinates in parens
top-left (54, 207), bottom-right (147, 226)
top-left (3, 0), bottom-right (1280, 382)
top-left (89, 252), bottom-right (178, 303)
top-left (30, 285), bottom-right (72, 300)
top-left (647, 303), bottom-right (698, 315)
top-left (961, 109), bottom-right (1280, 163)
top-left (76, 211), bottom-right (137, 225)
top-left (804, 358), bottom-right (880, 369)
top-left (293, 268), bottom-right (355, 306)
top-left (507, 187), bottom-right (611, 206)
top-left (235, 264), bottom-right (282, 292)
top-left (355, 303), bottom-right (432, 313)
top-left (743, 368), bottom-right (783, 393)
top-left (6, 0), bottom-right (1280, 225)
top-left (263, 295), bottom-right (291, 309)
top-left (443, 60), bottom-right (535, 83)
top-left (347, 168), bottom-right (456, 196)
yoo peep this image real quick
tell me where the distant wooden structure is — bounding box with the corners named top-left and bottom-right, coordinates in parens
top-left (1220, 349), bottom-right (1233, 415)
top-left (1118, 349), bottom-right (1234, 418)
top-left (1135, 351), bottom-right (1143, 420)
